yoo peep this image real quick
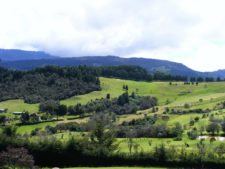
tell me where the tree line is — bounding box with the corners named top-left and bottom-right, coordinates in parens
top-left (39, 92), bottom-right (158, 117)
top-left (0, 66), bottom-right (101, 103)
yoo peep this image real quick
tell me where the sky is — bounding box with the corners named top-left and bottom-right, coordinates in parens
top-left (0, 0), bottom-right (225, 71)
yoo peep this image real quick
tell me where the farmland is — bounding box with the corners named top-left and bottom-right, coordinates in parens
top-left (1, 77), bottom-right (225, 168)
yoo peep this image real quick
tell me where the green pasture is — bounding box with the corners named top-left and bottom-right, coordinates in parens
top-left (2, 78), bottom-right (225, 114)
top-left (1, 77), bottom-right (225, 135)
top-left (117, 137), bottom-right (222, 153)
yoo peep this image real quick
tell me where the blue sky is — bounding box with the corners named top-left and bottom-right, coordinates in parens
top-left (0, 0), bottom-right (225, 71)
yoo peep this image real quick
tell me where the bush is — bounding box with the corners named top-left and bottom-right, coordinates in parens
top-left (0, 147), bottom-right (34, 168)
top-left (188, 128), bottom-right (199, 140)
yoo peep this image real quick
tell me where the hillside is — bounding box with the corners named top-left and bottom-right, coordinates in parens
top-left (0, 55), bottom-right (199, 76)
top-left (1, 77), bottom-right (225, 168)
top-left (0, 66), bottom-right (100, 103)
top-left (1, 49), bottom-right (225, 78)
top-left (0, 49), bottom-right (57, 61)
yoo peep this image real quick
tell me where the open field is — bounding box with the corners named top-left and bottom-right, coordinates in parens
top-left (1, 77), bottom-right (225, 134)
top-left (2, 77), bottom-right (225, 114)
top-left (1, 77), bottom-right (225, 168)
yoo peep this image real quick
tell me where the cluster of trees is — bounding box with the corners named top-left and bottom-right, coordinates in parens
top-left (20, 112), bottom-right (40, 124)
top-left (0, 66), bottom-right (100, 103)
top-left (39, 100), bottom-right (67, 117)
top-left (153, 71), bottom-right (187, 81)
top-left (0, 147), bottom-right (35, 168)
top-left (165, 108), bottom-right (210, 115)
top-left (67, 92), bottom-right (157, 116)
top-left (188, 115), bottom-right (225, 140)
top-left (121, 115), bottom-right (156, 126)
top-left (1, 64), bottom-right (222, 104)
top-left (38, 92), bottom-right (157, 117)
top-left (97, 65), bottom-right (152, 81)
top-left (153, 71), bottom-right (221, 82)
top-left (118, 121), bottom-right (183, 139)
top-left (0, 115), bottom-right (7, 126)
top-left (206, 115), bottom-right (225, 135)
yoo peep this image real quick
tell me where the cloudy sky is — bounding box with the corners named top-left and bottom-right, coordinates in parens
top-left (0, 0), bottom-right (225, 71)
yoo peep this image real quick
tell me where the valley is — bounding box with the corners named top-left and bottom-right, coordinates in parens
top-left (1, 75), bottom-right (225, 168)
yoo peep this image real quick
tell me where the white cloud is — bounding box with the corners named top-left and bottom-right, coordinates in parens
top-left (0, 0), bottom-right (225, 71)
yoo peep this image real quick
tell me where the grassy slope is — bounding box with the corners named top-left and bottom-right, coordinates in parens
top-left (2, 77), bottom-right (225, 113)
top-left (62, 78), bottom-right (225, 108)
top-left (1, 77), bottom-right (225, 134)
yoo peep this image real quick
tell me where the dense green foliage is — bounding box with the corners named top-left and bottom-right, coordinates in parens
top-left (0, 126), bottom-right (225, 168)
top-left (0, 66), bottom-right (100, 103)
top-left (118, 118), bottom-right (183, 138)
top-left (67, 92), bottom-right (157, 115)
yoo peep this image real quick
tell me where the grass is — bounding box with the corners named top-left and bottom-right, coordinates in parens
top-left (0, 99), bottom-right (38, 117)
top-left (1, 77), bottom-right (225, 169)
top-left (1, 77), bottom-right (225, 135)
top-left (61, 78), bottom-right (225, 108)
top-left (2, 78), bottom-right (225, 113)
top-left (16, 121), bottom-right (57, 134)
top-left (117, 137), bottom-right (222, 153)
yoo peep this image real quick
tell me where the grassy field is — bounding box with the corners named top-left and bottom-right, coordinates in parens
top-left (1, 77), bottom-right (225, 169)
top-left (117, 136), bottom-right (222, 153)
top-left (0, 99), bottom-right (38, 116)
top-left (62, 78), bottom-right (225, 107)
top-left (1, 77), bottom-right (225, 134)
top-left (2, 77), bottom-right (225, 114)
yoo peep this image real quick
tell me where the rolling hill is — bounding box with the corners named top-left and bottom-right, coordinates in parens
top-left (0, 49), bottom-right (57, 61)
top-left (0, 49), bottom-right (225, 78)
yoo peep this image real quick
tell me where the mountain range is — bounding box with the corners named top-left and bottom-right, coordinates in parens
top-left (0, 49), bottom-right (57, 61)
top-left (0, 49), bottom-right (224, 78)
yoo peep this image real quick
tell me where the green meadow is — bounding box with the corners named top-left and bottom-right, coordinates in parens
top-left (1, 77), bottom-right (225, 169)
top-left (1, 77), bottom-right (225, 135)
top-left (2, 77), bottom-right (225, 114)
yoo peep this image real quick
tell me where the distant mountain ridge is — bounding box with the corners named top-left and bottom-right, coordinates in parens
top-left (0, 49), bottom-right (57, 61)
top-left (0, 49), bottom-right (225, 78)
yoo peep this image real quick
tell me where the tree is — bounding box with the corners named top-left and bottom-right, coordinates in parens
top-left (106, 93), bottom-right (111, 99)
top-left (0, 115), bottom-right (6, 126)
top-left (74, 104), bottom-right (84, 115)
top-left (2, 126), bottom-right (17, 137)
top-left (0, 147), bottom-right (34, 168)
top-left (39, 100), bottom-right (60, 115)
top-left (171, 122), bottom-right (183, 138)
top-left (206, 122), bottom-right (220, 135)
top-left (56, 104), bottom-right (67, 116)
top-left (199, 124), bottom-right (205, 135)
top-left (221, 118), bottom-right (225, 133)
top-left (20, 112), bottom-right (30, 124)
top-left (89, 114), bottom-right (118, 156)
top-left (131, 92), bottom-right (135, 98)
top-left (214, 143), bottom-right (225, 158)
top-left (197, 140), bottom-right (206, 169)
top-left (187, 128), bottom-right (199, 140)
top-left (117, 92), bottom-right (129, 105)
top-left (153, 143), bottom-right (167, 161)
top-left (127, 138), bottom-right (134, 155)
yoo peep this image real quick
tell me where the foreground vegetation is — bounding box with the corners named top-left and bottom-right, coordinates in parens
top-left (65, 167), bottom-right (164, 169)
